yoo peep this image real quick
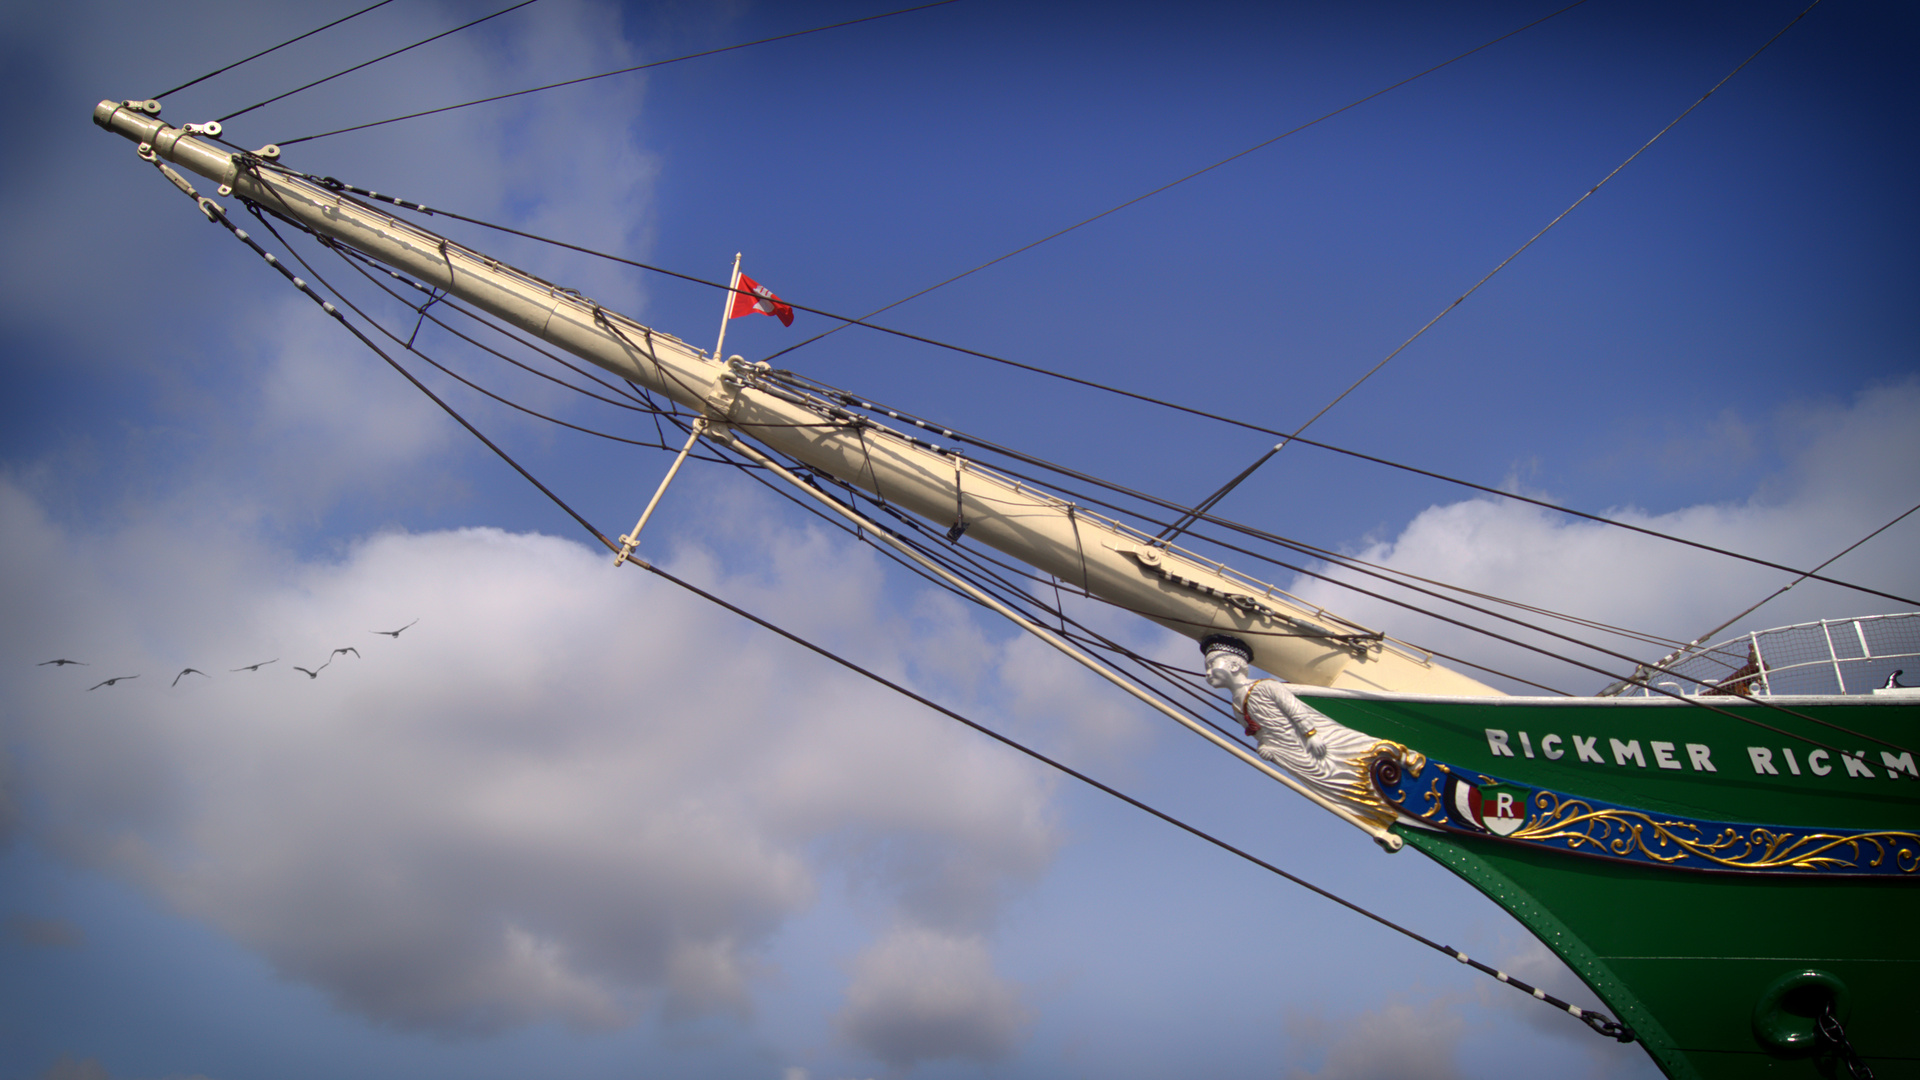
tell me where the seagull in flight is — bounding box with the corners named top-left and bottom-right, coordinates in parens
top-left (372, 619), bottom-right (419, 639)
top-left (87, 675), bottom-right (138, 690)
top-left (172, 668), bottom-right (209, 687)
top-left (292, 663), bottom-right (329, 680)
top-left (38, 659), bottom-right (88, 666)
top-left (330, 646), bottom-right (361, 661)
top-left (231, 658), bottom-right (278, 672)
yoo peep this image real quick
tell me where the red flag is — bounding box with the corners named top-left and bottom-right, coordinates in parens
top-left (729, 273), bottom-right (794, 327)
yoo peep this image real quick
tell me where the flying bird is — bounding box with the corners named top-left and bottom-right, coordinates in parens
top-left (38, 659), bottom-right (88, 666)
top-left (372, 619), bottom-right (419, 639)
top-left (172, 668), bottom-right (209, 687)
top-left (87, 675), bottom-right (138, 690)
top-left (330, 646), bottom-right (361, 661)
top-left (231, 658), bottom-right (278, 672)
top-left (292, 664), bottom-right (329, 680)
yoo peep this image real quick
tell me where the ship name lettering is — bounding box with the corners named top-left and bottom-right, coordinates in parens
top-left (1485, 729), bottom-right (1514, 757)
top-left (1610, 738), bottom-right (1646, 768)
top-left (1749, 746), bottom-right (1899, 780)
top-left (1486, 733), bottom-right (1886, 782)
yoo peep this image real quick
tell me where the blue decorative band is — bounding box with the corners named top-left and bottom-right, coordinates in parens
top-left (1368, 756), bottom-right (1919, 877)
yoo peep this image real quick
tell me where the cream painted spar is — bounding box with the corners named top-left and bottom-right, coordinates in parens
top-left (93, 98), bottom-right (1500, 699)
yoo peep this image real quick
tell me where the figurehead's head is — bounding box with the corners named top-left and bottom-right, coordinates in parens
top-left (1200, 634), bottom-right (1253, 689)
top-left (1200, 634), bottom-right (1252, 664)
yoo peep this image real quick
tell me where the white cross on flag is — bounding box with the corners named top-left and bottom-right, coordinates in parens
top-left (729, 273), bottom-right (794, 327)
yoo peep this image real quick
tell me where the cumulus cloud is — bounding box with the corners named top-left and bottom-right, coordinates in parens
top-left (835, 925), bottom-right (1030, 1069)
top-left (1289, 378), bottom-right (1920, 693)
top-left (1284, 996), bottom-right (1467, 1080)
top-left (0, 476), bottom-right (1066, 1038)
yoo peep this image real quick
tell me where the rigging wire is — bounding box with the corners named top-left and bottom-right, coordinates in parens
top-left (231, 167), bottom-right (1908, 751)
top-left (1156, 0), bottom-right (1831, 546)
top-left (274, 196), bottom-right (1229, 724)
top-left (900, 437), bottom-right (1902, 747)
top-left (780, 381), bottom-right (1768, 698)
top-left (275, 167), bottom-right (1919, 613)
top-left (754, 0), bottom-right (1595, 367)
top-left (249, 186), bottom-right (1549, 731)
top-left (1614, 500), bottom-right (1920, 693)
top-left (774, 372), bottom-right (1689, 653)
top-left (641, 553), bottom-right (1639, 1042)
top-left (689, 370), bottom-right (1904, 749)
top-left (275, 0), bottom-right (964, 146)
top-left (794, 486), bottom-right (1256, 743)
top-left (184, 170), bottom-right (1632, 1040)
top-left (151, 0), bottom-right (399, 101)
top-left (215, 0), bottom-right (547, 124)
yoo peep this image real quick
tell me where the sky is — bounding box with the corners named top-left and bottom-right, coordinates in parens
top-left (2, 1), bottom-right (1916, 1078)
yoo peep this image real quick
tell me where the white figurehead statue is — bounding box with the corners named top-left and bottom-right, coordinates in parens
top-left (1201, 633), bottom-right (1421, 828)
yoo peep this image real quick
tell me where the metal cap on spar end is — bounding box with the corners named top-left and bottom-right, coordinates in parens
top-left (94, 99), bottom-right (162, 140)
top-left (93, 99), bottom-right (242, 193)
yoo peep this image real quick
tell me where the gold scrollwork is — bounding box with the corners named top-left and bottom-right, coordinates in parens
top-left (1510, 791), bottom-right (1918, 873)
top-left (1348, 741), bottom-right (1426, 827)
top-left (1379, 766), bottom-right (1917, 874)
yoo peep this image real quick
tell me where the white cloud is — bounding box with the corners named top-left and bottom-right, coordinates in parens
top-left (1284, 996), bottom-right (1467, 1080)
top-left (0, 477), bottom-right (1066, 1037)
top-left (1289, 378), bottom-right (1920, 693)
top-left (834, 925), bottom-right (1030, 1069)
top-left (246, 298), bottom-right (457, 509)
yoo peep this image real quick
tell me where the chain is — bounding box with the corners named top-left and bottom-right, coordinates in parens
top-left (1817, 1004), bottom-right (1876, 1080)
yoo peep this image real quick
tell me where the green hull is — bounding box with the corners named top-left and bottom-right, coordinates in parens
top-left (1297, 689), bottom-right (1920, 1079)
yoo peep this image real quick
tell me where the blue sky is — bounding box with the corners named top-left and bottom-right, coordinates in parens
top-left (2, 1), bottom-right (1916, 1078)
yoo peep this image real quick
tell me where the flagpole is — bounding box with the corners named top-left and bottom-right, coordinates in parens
top-left (713, 251), bottom-right (743, 361)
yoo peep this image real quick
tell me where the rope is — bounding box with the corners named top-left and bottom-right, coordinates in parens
top-left (163, 166), bottom-right (1639, 1040)
top-left (230, 159), bottom-right (1914, 752)
top-left (641, 558), bottom-right (1634, 1045)
top-left (1626, 501), bottom-right (1920, 690)
top-left (1156, 0), bottom-right (1831, 545)
top-left (754, 383), bottom-right (1908, 752)
top-left (755, 0), bottom-right (1595, 366)
top-left (216, 0), bottom-right (546, 124)
top-left (275, 0), bottom-right (963, 145)
top-left (273, 166), bottom-right (1918, 613)
top-left (151, 0), bottom-right (399, 101)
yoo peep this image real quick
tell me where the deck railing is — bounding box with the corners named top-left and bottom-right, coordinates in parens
top-left (1634, 613), bottom-right (1920, 697)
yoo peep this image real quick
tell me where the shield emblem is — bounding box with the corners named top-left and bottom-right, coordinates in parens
top-left (1448, 775), bottom-right (1531, 836)
top-left (1474, 783), bottom-right (1530, 836)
